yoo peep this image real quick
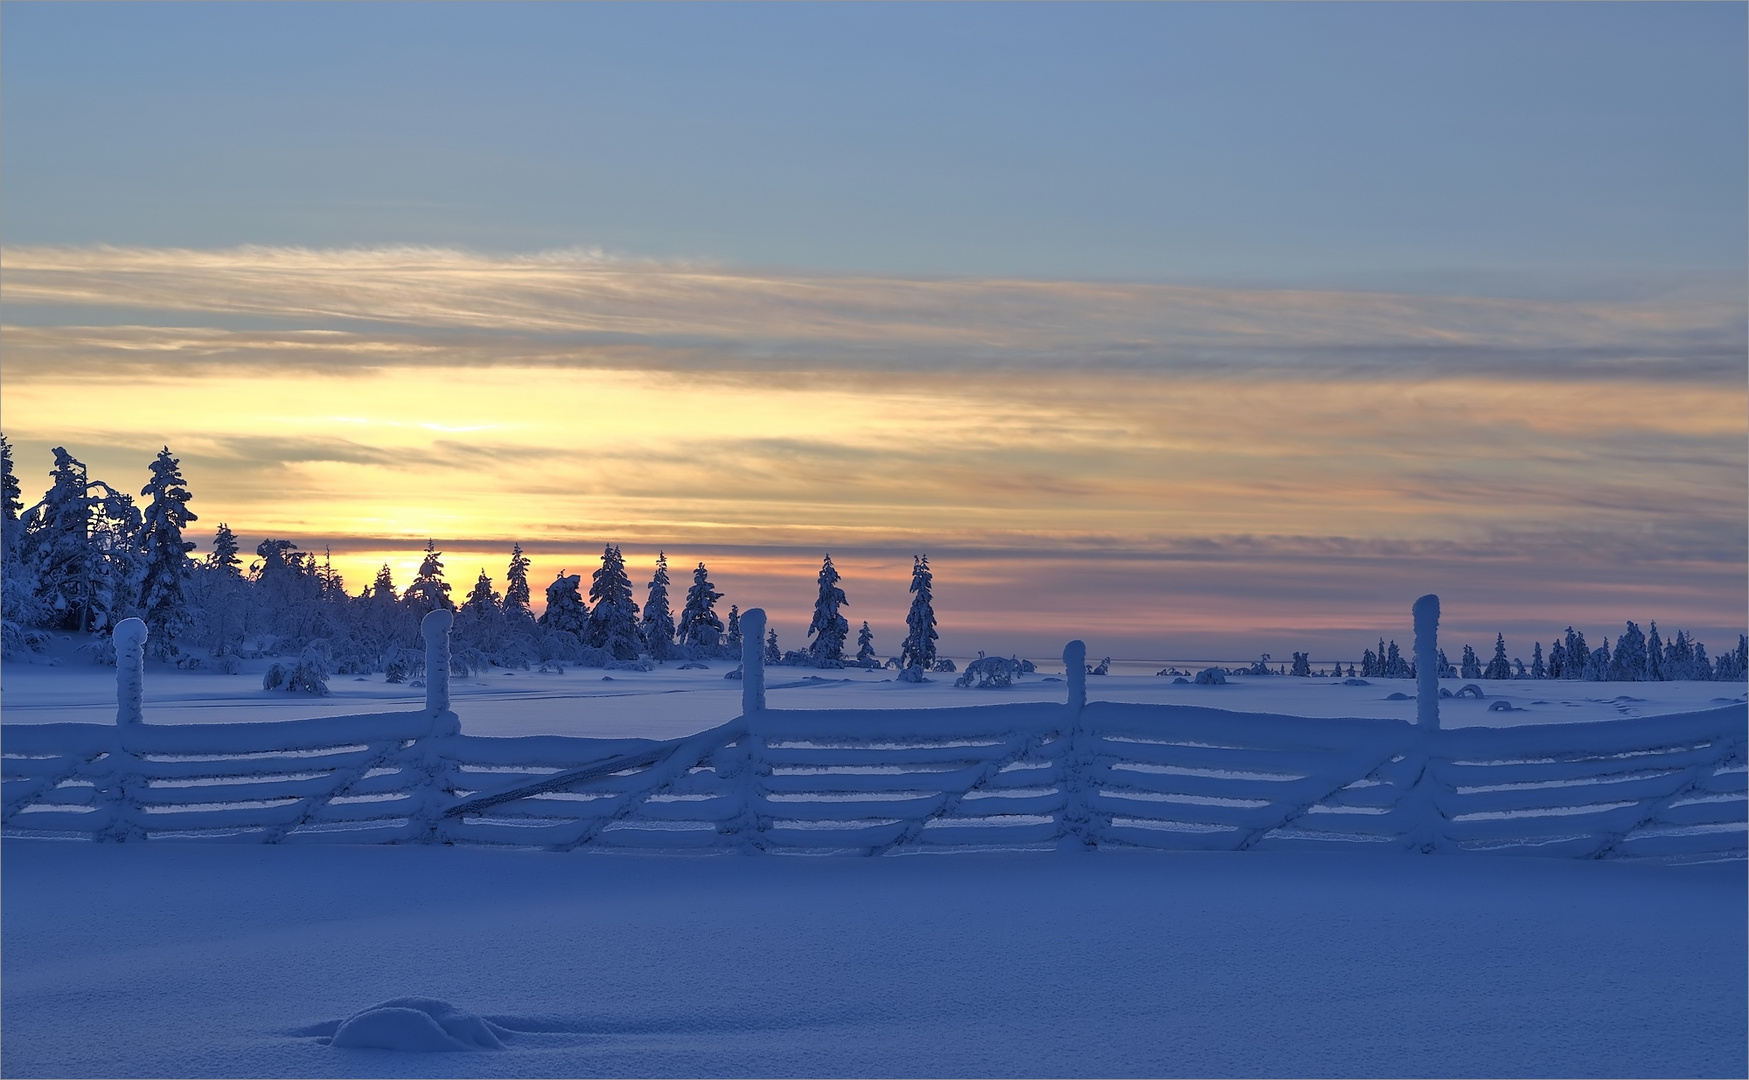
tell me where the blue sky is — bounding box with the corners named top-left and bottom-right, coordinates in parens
top-left (5, 2), bottom-right (1744, 293)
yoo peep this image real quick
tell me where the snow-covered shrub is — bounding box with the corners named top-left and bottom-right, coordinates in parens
top-left (955, 653), bottom-right (1024, 688)
top-left (78, 636), bottom-right (118, 666)
top-left (0, 621), bottom-right (51, 658)
top-left (1194, 667), bottom-right (1227, 685)
top-left (932, 658), bottom-right (956, 673)
top-left (263, 640), bottom-right (331, 695)
top-left (897, 665), bottom-right (929, 683)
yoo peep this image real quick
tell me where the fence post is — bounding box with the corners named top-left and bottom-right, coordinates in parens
top-left (741, 607), bottom-right (766, 715)
top-left (114, 617), bottom-right (147, 727)
top-left (1413, 594), bottom-right (1440, 731)
top-left (1064, 639), bottom-right (1086, 718)
top-left (422, 609), bottom-right (453, 716)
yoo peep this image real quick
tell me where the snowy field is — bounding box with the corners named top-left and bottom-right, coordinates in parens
top-left (4, 649), bottom-right (1746, 1078)
top-left (5, 639), bottom-right (1743, 740)
top-left (4, 843), bottom-right (1745, 1078)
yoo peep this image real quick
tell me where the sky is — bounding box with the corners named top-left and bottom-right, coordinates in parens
top-left (2, 2), bottom-right (1745, 662)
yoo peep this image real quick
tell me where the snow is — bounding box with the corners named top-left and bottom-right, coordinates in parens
top-left (3, 842), bottom-right (1743, 1078)
top-left (4, 643), bottom-right (1745, 1076)
top-left (6, 645), bottom-right (1741, 740)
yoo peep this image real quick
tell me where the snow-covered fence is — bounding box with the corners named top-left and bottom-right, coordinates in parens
top-left (4, 606), bottom-right (1745, 860)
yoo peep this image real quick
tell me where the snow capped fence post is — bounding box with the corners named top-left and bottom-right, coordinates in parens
top-left (422, 609), bottom-right (453, 716)
top-left (114, 618), bottom-right (147, 727)
top-left (741, 607), bottom-right (766, 715)
top-left (1413, 594), bottom-right (1440, 731)
top-left (1064, 639), bottom-right (1087, 718)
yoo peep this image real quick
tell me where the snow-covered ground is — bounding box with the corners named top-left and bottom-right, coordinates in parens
top-left (5, 649), bottom-right (1745, 1077)
top-left (5, 642), bottom-right (1743, 740)
top-left (4, 843), bottom-right (1744, 1078)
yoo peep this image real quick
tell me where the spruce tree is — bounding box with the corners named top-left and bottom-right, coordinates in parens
top-left (765, 626), bottom-right (781, 664)
top-left (806, 554), bottom-right (849, 664)
top-left (402, 540), bottom-right (455, 614)
top-left (725, 604), bottom-right (742, 650)
top-left (1531, 641), bottom-right (1545, 680)
top-left (677, 561), bottom-right (724, 648)
top-left (1483, 633), bottom-right (1511, 680)
top-left (856, 620), bottom-right (875, 666)
top-left (1645, 622), bottom-right (1665, 681)
top-left (21, 447), bottom-right (140, 633)
top-left (1584, 637), bottom-right (1612, 680)
top-left (1563, 628), bottom-right (1590, 679)
top-left (372, 564), bottom-right (398, 602)
top-left (207, 524), bottom-right (242, 577)
top-left (465, 570), bottom-right (499, 615)
top-left (137, 447), bottom-right (198, 656)
top-left (0, 433), bottom-right (20, 562)
top-left (1459, 645), bottom-right (1481, 680)
top-left (538, 571), bottom-right (589, 635)
top-left (1610, 621), bottom-right (1647, 682)
top-left (640, 551), bottom-right (676, 660)
top-left (899, 555), bottom-right (938, 672)
top-left (587, 545), bottom-right (641, 659)
top-left (504, 543), bottom-right (532, 614)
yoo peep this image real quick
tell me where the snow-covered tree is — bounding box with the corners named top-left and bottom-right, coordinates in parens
top-left (1384, 640), bottom-right (1408, 679)
top-left (207, 523), bottom-right (242, 578)
top-left (1459, 645), bottom-right (1481, 680)
top-left (1483, 633), bottom-right (1511, 680)
top-left (640, 551), bottom-right (676, 660)
top-left (806, 554), bottom-right (849, 664)
top-left (464, 570), bottom-right (499, 615)
top-left (539, 571), bottom-right (588, 636)
top-left (0, 434), bottom-right (21, 567)
top-left (725, 604), bottom-right (742, 650)
top-left (1531, 641), bottom-right (1545, 680)
top-left (765, 626), bottom-right (781, 664)
top-left (900, 555), bottom-right (938, 672)
top-left (1562, 628), bottom-right (1590, 680)
top-left (0, 434), bottom-right (37, 630)
top-left (1360, 648), bottom-right (1378, 678)
top-left (1547, 640), bottom-right (1567, 680)
top-left (504, 543), bottom-right (532, 614)
top-left (677, 561), bottom-right (724, 648)
top-left (1609, 621), bottom-right (1647, 682)
top-left (1436, 648), bottom-right (1455, 678)
top-left (856, 620), bottom-right (875, 666)
top-left (137, 447), bottom-right (198, 656)
top-left (20, 447), bottom-right (141, 633)
top-left (1584, 637), bottom-right (1611, 681)
top-left (587, 545), bottom-right (641, 660)
top-left (371, 564), bottom-right (398, 602)
top-left (1645, 622), bottom-right (1665, 681)
top-left (1290, 651), bottom-right (1311, 677)
top-left (402, 540), bottom-right (454, 615)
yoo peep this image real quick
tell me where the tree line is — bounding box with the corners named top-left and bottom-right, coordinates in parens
top-left (1, 439), bottom-right (1741, 685)
top-left (0, 440), bottom-right (945, 686)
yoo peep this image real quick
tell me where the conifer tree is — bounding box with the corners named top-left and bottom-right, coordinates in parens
top-left (1437, 648), bottom-right (1455, 678)
top-left (137, 447), bottom-right (198, 656)
top-left (402, 540), bottom-right (455, 614)
top-left (0, 433), bottom-right (20, 561)
top-left (1646, 622), bottom-right (1665, 681)
top-left (1531, 641), bottom-right (1545, 680)
top-left (207, 524), bottom-right (242, 577)
top-left (1483, 633), bottom-right (1511, 680)
top-left (1459, 645), bottom-right (1481, 680)
top-left (806, 554), bottom-right (849, 663)
top-left (465, 570), bottom-right (499, 615)
top-left (640, 551), bottom-right (676, 660)
top-left (725, 604), bottom-right (742, 650)
top-left (1584, 637), bottom-right (1612, 680)
top-left (372, 564), bottom-right (398, 602)
top-left (1609, 621), bottom-right (1647, 682)
top-left (856, 620), bottom-right (875, 666)
top-left (677, 561), bottom-right (724, 648)
top-left (900, 555), bottom-right (938, 672)
top-left (504, 543), bottom-right (532, 614)
top-left (21, 447), bottom-right (140, 633)
top-left (587, 545), bottom-right (641, 659)
top-left (538, 571), bottom-right (588, 635)
top-left (1563, 628), bottom-right (1590, 679)
top-left (765, 626), bottom-right (781, 664)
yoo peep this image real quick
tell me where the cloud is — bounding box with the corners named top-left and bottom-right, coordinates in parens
top-left (3, 244), bottom-right (1743, 381)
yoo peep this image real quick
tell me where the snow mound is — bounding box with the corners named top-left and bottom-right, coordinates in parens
top-left (328, 997), bottom-right (507, 1052)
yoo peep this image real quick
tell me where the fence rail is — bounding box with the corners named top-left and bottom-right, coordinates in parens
top-left (4, 605), bottom-right (1744, 860)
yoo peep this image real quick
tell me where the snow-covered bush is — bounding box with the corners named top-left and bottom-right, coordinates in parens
top-left (1194, 667), bottom-right (1227, 685)
top-left (263, 640), bottom-right (331, 695)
